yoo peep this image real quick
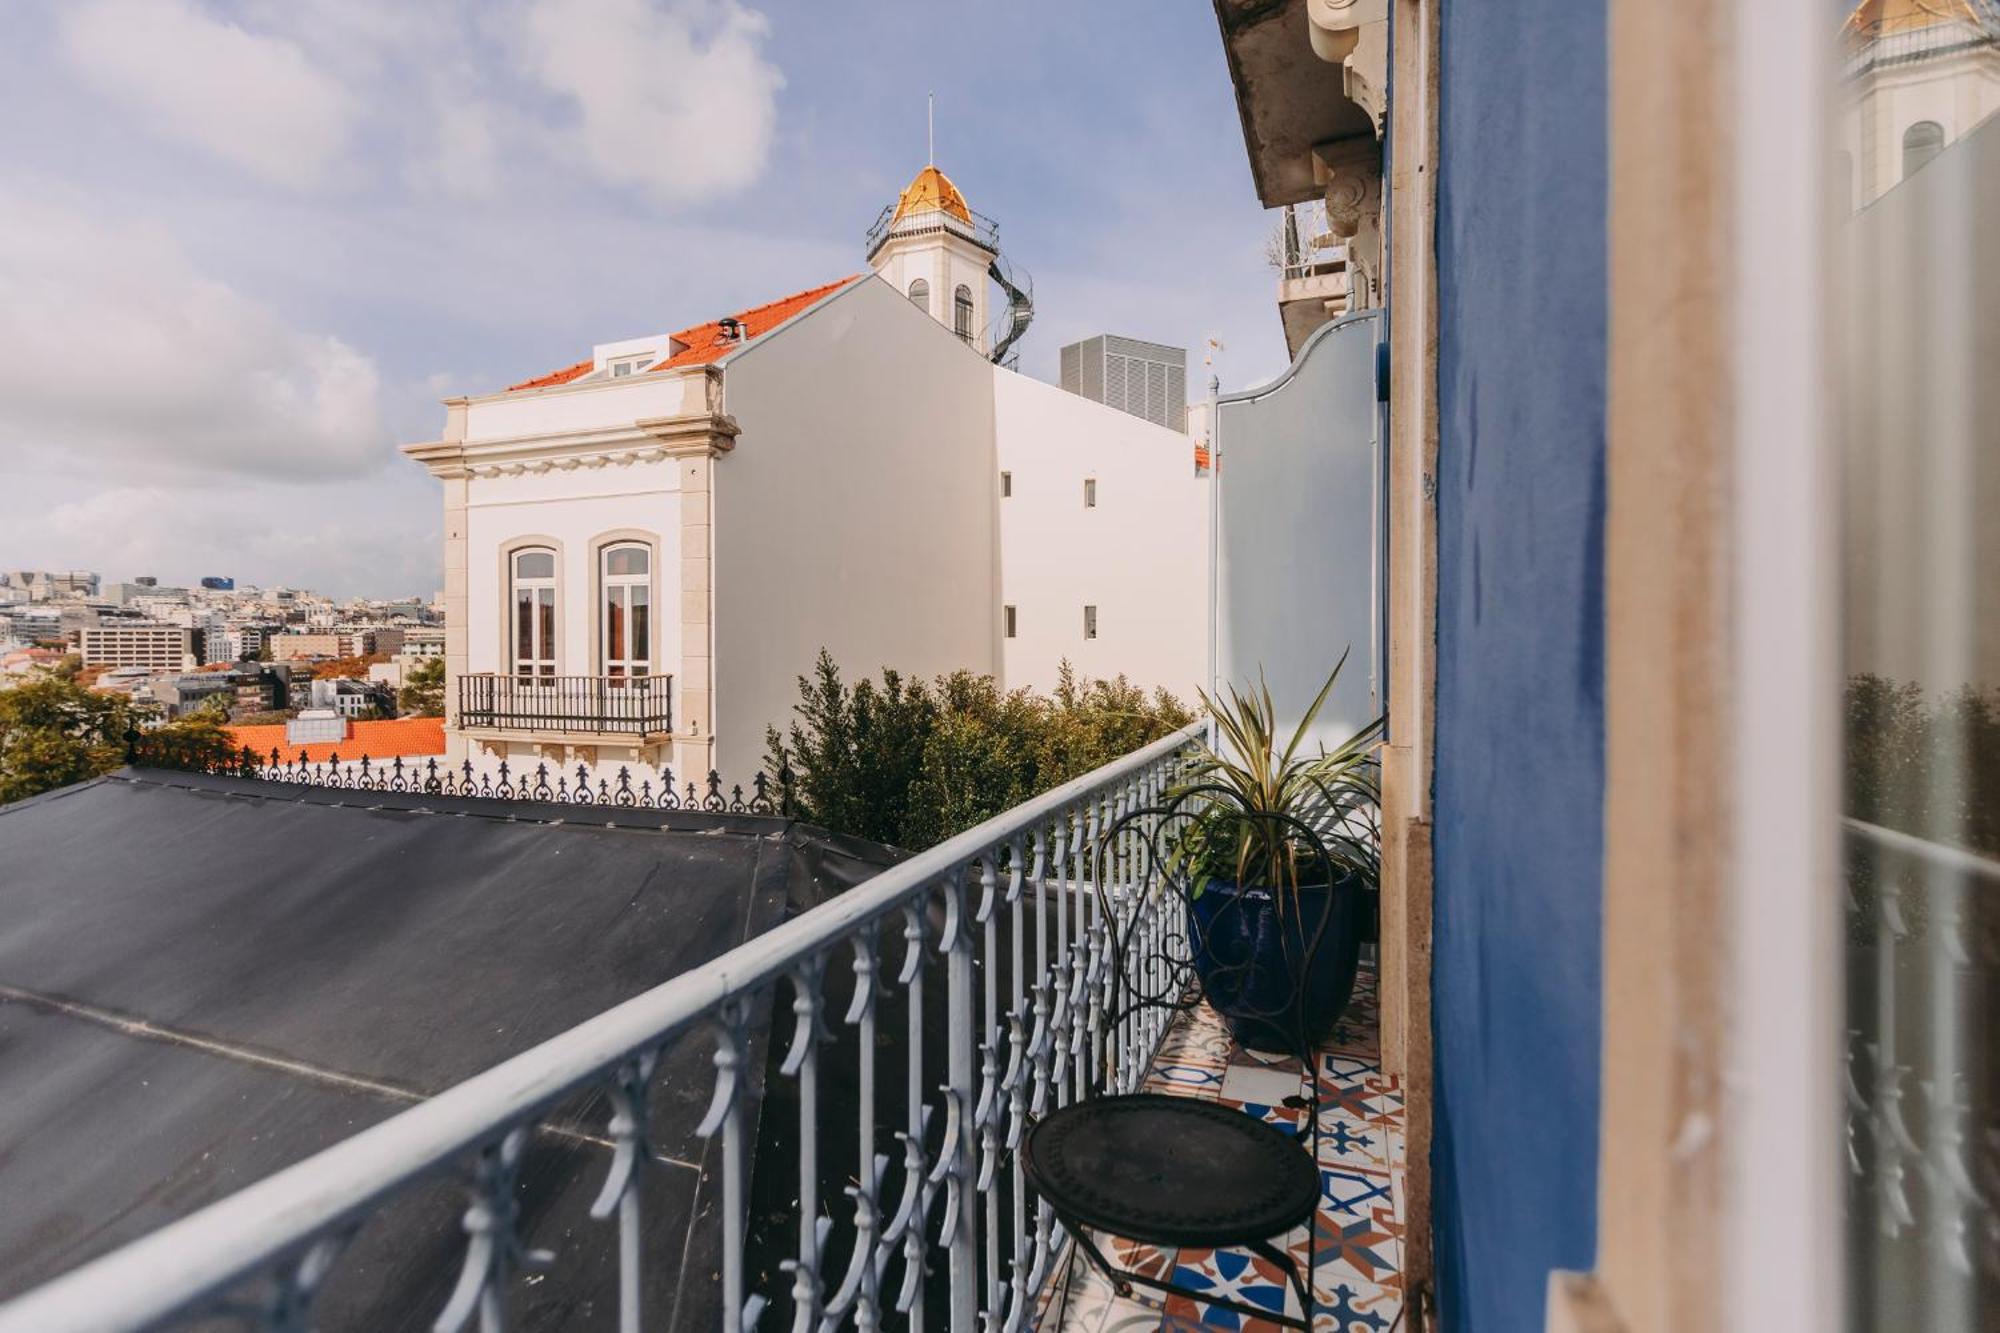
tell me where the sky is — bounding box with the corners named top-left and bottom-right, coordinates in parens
top-left (0, 0), bottom-right (1287, 599)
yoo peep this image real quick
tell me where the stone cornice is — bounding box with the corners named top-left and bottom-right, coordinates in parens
top-left (401, 411), bottom-right (739, 479)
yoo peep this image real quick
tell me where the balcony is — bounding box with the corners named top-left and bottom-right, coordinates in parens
top-left (0, 725), bottom-right (1403, 1332)
top-left (457, 672), bottom-right (673, 739)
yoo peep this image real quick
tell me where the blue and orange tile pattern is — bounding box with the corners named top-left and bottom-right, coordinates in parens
top-left (1036, 963), bottom-right (1406, 1332)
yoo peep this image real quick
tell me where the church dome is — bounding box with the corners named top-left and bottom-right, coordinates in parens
top-left (1846, 0), bottom-right (1992, 39)
top-left (891, 165), bottom-right (973, 225)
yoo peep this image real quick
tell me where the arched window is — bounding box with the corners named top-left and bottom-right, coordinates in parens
top-left (953, 284), bottom-right (974, 341)
top-left (907, 278), bottom-right (929, 312)
top-left (1903, 121), bottom-right (1945, 179)
top-left (511, 548), bottom-right (557, 680)
top-left (600, 544), bottom-right (651, 680)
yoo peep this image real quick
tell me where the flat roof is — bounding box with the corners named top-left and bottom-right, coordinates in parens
top-left (0, 770), bottom-right (899, 1327)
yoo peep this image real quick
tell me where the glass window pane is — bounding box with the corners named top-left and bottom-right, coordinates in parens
top-left (605, 546), bottom-right (649, 577)
top-left (607, 594), bottom-right (624, 661)
top-left (632, 596), bottom-right (650, 667)
top-left (516, 588), bottom-right (532, 664)
top-left (515, 550), bottom-right (554, 580)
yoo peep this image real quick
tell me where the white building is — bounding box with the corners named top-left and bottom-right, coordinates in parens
top-left (76, 623), bottom-right (202, 671)
top-left (406, 164), bottom-right (1208, 782)
top-left (1839, 0), bottom-right (2000, 208)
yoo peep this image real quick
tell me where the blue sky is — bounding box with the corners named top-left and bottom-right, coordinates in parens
top-left (0, 1), bottom-right (1286, 598)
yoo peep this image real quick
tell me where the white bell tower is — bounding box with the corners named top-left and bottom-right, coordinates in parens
top-left (866, 161), bottom-right (999, 356)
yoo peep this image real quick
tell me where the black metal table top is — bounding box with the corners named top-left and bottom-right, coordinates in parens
top-left (1021, 1093), bottom-right (1319, 1248)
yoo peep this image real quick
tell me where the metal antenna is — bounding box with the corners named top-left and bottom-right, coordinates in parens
top-left (928, 91), bottom-right (935, 165)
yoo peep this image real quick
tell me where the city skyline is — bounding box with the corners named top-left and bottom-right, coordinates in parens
top-left (0, 1), bottom-right (1283, 599)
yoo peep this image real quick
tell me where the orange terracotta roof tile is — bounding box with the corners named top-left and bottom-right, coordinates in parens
top-left (227, 716), bottom-right (447, 766)
top-left (505, 357), bottom-right (595, 393)
top-left (501, 276), bottom-right (862, 393)
top-left (649, 275), bottom-right (863, 372)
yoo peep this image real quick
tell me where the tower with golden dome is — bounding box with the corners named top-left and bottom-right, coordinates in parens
top-left (1839, 0), bottom-right (2000, 206)
top-left (865, 162), bottom-right (1034, 363)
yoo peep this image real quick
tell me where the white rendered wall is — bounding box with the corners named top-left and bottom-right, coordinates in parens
top-left (462, 371), bottom-right (708, 442)
top-left (995, 370), bottom-right (1208, 701)
top-left (462, 463), bottom-right (683, 686)
top-left (713, 276), bottom-right (1001, 778)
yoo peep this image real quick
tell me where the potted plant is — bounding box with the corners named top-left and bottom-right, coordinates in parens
top-left (1168, 655), bottom-right (1384, 1055)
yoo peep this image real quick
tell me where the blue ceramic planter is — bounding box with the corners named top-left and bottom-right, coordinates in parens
top-left (1188, 871), bottom-right (1367, 1055)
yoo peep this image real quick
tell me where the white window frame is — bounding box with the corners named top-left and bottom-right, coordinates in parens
top-left (599, 542), bottom-right (653, 681)
top-left (510, 547), bottom-right (558, 681)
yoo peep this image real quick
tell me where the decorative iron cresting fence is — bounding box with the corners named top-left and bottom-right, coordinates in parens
top-left (164, 744), bottom-right (792, 817)
top-left (0, 722), bottom-right (1209, 1332)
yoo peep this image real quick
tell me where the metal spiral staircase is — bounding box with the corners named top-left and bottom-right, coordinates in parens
top-left (987, 251), bottom-right (1034, 366)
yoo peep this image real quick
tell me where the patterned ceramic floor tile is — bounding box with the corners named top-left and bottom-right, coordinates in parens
top-left (1146, 1061), bottom-right (1226, 1099)
top-left (1033, 963), bottom-right (1405, 1332)
top-left (1162, 1248), bottom-right (1300, 1330)
top-left (1219, 1062), bottom-right (1307, 1106)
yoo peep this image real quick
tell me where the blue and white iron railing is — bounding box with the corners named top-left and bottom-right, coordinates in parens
top-left (0, 721), bottom-right (1207, 1333)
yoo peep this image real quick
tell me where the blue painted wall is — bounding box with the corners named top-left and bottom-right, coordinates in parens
top-left (1429, 3), bottom-right (1607, 1330)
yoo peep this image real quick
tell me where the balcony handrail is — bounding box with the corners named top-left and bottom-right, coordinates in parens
top-left (0, 720), bottom-right (1208, 1333)
top-left (458, 670), bottom-right (673, 735)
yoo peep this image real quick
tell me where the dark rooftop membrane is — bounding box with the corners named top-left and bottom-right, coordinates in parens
top-left (0, 769), bottom-right (901, 1329)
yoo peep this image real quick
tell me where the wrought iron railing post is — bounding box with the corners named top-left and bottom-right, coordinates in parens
top-left (940, 868), bottom-right (980, 1330)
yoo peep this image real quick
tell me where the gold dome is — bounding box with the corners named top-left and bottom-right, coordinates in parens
top-left (1847, 0), bottom-right (1984, 39)
top-left (891, 165), bottom-right (972, 225)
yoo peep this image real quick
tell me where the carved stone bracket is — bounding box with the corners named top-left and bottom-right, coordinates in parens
top-left (1307, 0), bottom-right (1388, 137)
top-left (1313, 135), bottom-right (1384, 309)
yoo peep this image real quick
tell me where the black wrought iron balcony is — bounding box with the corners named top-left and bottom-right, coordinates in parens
top-left (457, 672), bottom-right (672, 737)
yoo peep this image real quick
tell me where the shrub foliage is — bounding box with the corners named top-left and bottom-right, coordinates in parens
top-left (765, 651), bottom-right (1195, 850)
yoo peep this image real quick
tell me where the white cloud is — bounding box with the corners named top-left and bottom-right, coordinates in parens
top-left (0, 193), bottom-right (386, 480)
top-left (12, 478), bottom-right (441, 600)
top-left (519, 0), bottom-right (783, 203)
top-left (58, 0), bottom-right (359, 190)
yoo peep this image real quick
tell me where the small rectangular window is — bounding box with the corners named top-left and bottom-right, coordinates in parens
top-left (1084, 478), bottom-right (1097, 508)
top-left (1001, 471), bottom-right (1012, 497)
top-left (1083, 605), bottom-right (1097, 640)
top-left (1003, 605), bottom-right (1017, 638)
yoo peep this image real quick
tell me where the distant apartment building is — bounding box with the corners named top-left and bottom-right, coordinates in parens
top-left (271, 631), bottom-right (380, 661)
top-left (148, 672), bottom-right (239, 719)
top-left (101, 581), bottom-right (188, 607)
top-left (398, 627), bottom-right (445, 658)
top-left (7, 570), bottom-right (100, 602)
top-left (307, 676), bottom-right (392, 719)
top-left (1059, 335), bottom-right (1189, 432)
top-left (235, 674), bottom-right (279, 715)
top-left (76, 624), bottom-right (202, 671)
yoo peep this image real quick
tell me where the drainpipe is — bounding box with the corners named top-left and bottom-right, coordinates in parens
top-left (1205, 368), bottom-right (1222, 753)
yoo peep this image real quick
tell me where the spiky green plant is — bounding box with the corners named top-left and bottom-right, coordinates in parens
top-left (1168, 650), bottom-right (1385, 907)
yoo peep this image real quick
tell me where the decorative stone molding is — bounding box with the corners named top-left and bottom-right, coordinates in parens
top-left (1307, 0), bottom-right (1388, 136)
top-left (1313, 135), bottom-right (1384, 309)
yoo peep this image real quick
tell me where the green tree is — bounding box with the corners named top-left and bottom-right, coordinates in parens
top-left (131, 715), bottom-right (241, 775)
top-left (192, 692), bottom-right (235, 723)
top-left (0, 675), bottom-right (135, 804)
top-left (398, 655), bottom-right (446, 717)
